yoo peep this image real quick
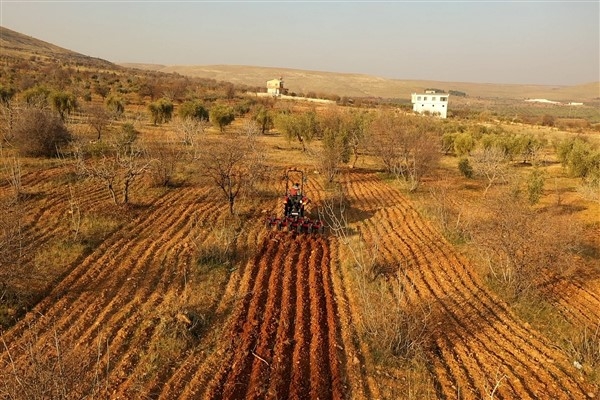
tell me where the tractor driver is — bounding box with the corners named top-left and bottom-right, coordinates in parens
top-left (289, 183), bottom-right (301, 197)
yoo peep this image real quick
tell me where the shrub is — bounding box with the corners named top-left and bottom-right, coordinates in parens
top-left (458, 157), bottom-right (473, 178)
top-left (11, 107), bottom-right (72, 157)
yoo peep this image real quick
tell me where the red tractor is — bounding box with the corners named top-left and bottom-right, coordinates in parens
top-left (266, 169), bottom-right (325, 234)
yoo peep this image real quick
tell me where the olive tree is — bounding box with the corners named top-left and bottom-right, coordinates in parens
top-left (209, 103), bottom-right (235, 133)
top-left (106, 95), bottom-right (125, 119)
top-left (178, 100), bottom-right (209, 121)
top-left (148, 98), bottom-right (174, 125)
top-left (0, 85), bottom-right (16, 136)
top-left (253, 106), bottom-right (274, 134)
top-left (274, 109), bottom-right (320, 152)
top-left (49, 91), bottom-right (78, 121)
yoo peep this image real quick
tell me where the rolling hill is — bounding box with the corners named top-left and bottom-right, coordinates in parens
top-left (1, 25), bottom-right (596, 102)
top-left (121, 63), bottom-right (600, 102)
top-left (0, 26), bottom-right (116, 70)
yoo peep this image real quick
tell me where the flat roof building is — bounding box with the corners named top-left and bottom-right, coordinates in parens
top-left (267, 78), bottom-right (285, 96)
top-left (411, 90), bottom-right (449, 118)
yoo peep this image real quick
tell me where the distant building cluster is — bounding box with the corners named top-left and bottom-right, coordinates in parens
top-left (525, 98), bottom-right (583, 106)
top-left (411, 90), bottom-right (449, 118)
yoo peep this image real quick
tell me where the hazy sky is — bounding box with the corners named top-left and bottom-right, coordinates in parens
top-left (1, 1), bottom-right (598, 85)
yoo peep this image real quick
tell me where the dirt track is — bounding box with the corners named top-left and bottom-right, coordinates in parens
top-left (1, 166), bottom-right (598, 399)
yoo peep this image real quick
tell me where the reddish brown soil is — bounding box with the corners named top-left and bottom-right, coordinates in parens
top-left (198, 234), bottom-right (345, 400)
top-left (341, 170), bottom-right (597, 399)
top-left (0, 165), bottom-right (598, 399)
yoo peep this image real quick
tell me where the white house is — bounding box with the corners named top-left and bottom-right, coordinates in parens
top-left (266, 78), bottom-right (285, 96)
top-left (411, 90), bottom-right (449, 118)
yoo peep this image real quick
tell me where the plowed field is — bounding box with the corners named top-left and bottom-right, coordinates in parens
top-left (1, 162), bottom-right (598, 399)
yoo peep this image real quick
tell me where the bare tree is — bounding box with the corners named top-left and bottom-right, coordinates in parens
top-left (470, 190), bottom-right (581, 300)
top-left (370, 111), bottom-right (441, 191)
top-left (76, 124), bottom-right (151, 205)
top-left (471, 146), bottom-right (510, 196)
top-left (0, 328), bottom-right (111, 399)
top-left (318, 183), bottom-right (432, 364)
top-left (173, 115), bottom-right (208, 148)
top-left (86, 104), bottom-right (110, 141)
top-left (1, 149), bottom-right (23, 202)
top-left (196, 130), bottom-right (265, 214)
top-left (147, 142), bottom-right (183, 187)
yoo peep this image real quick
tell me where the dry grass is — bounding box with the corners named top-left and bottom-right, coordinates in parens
top-left (121, 63), bottom-right (600, 102)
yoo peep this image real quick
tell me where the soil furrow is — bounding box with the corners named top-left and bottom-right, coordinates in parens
top-left (342, 173), bottom-right (592, 394)
top-left (206, 238), bottom-right (280, 398)
top-left (265, 238), bottom-right (300, 399)
top-left (288, 237), bottom-right (312, 399)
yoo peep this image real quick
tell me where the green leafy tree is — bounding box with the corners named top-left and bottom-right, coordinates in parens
top-left (178, 100), bottom-right (208, 121)
top-left (49, 91), bottom-right (78, 121)
top-left (106, 95), bottom-right (125, 118)
top-left (318, 109), bottom-right (352, 182)
top-left (253, 106), bottom-right (273, 134)
top-left (556, 138), bottom-right (598, 178)
top-left (275, 109), bottom-right (320, 152)
top-left (22, 86), bottom-right (51, 107)
top-left (453, 132), bottom-right (475, 157)
top-left (458, 157), bottom-right (474, 178)
top-left (441, 132), bottom-right (457, 155)
top-left (148, 98), bottom-right (174, 125)
top-left (209, 103), bottom-right (235, 132)
top-left (0, 85), bottom-right (16, 107)
top-left (527, 168), bottom-right (545, 205)
top-left (0, 85), bottom-right (17, 133)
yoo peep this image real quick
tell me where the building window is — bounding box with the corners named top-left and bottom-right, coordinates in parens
top-left (440, 97), bottom-right (447, 101)
top-left (423, 97), bottom-right (427, 101)
top-left (432, 97), bottom-right (436, 101)
top-left (417, 96), bottom-right (421, 101)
